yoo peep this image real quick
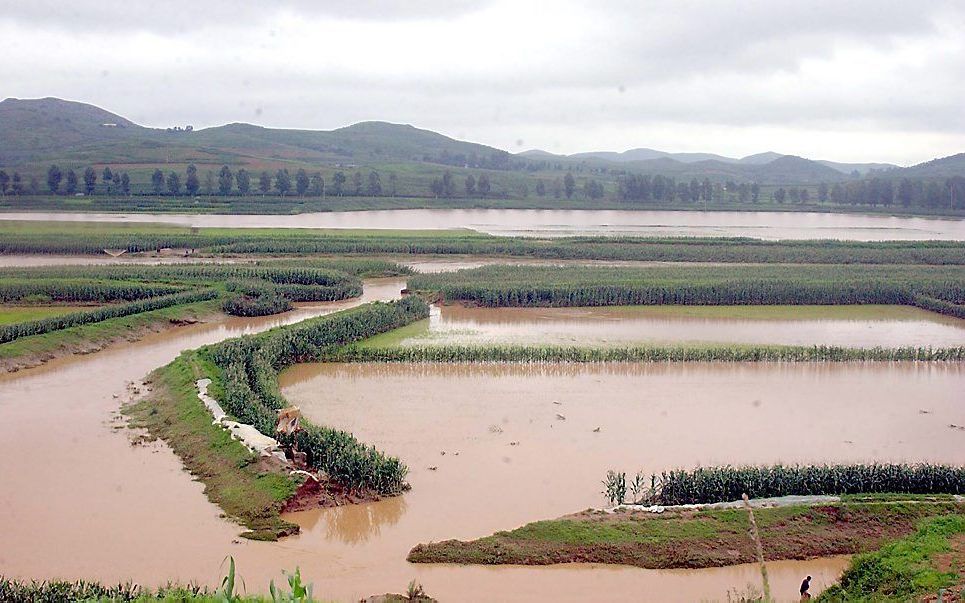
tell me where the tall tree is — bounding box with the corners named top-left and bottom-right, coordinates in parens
top-left (166, 171), bottom-right (181, 195)
top-left (773, 187), bottom-right (786, 204)
top-left (258, 171), bottom-right (271, 195)
top-left (120, 172), bottom-right (131, 195)
top-left (66, 169), bottom-right (79, 194)
top-left (332, 171), bottom-right (346, 196)
top-left (83, 167), bottom-right (97, 195)
top-left (102, 167), bottom-right (113, 193)
top-left (218, 165), bottom-right (233, 195)
top-left (442, 171), bottom-right (455, 197)
top-left (203, 171), bottom-right (215, 195)
top-left (295, 169), bottom-right (310, 196)
top-left (185, 164), bottom-right (200, 195)
top-left (367, 171), bottom-right (382, 196)
top-left (535, 179), bottom-right (546, 197)
top-left (0, 170), bottom-right (8, 195)
top-left (274, 169), bottom-right (291, 195)
top-left (465, 174), bottom-right (476, 196)
top-left (750, 182), bottom-right (760, 203)
top-left (29, 176), bottom-right (40, 195)
top-left (388, 173), bottom-right (398, 197)
top-left (11, 172), bottom-right (24, 195)
top-left (310, 172), bottom-right (324, 196)
top-left (47, 165), bottom-right (62, 194)
top-left (817, 182), bottom-right (829, 203)
top-left (151, 169), bottom-right (165, 195)
top-left (353, 171), bottom-right (363, 195)
top-left (478, 174), bottom-right (491, 197)
top-left (563, 172), bottom-right (575, 199)
top-left (236, 168), bottom-right (250, 195)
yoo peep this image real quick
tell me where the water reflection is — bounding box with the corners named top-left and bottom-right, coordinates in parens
top-left (287, 496), bottom-right (408, 544)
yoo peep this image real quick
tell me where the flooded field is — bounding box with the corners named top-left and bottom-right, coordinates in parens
top-left (0, 259), bottom-right (960, 601)
top-left (380, 304), bottom-right (965, 348)
top-left (2, 208), bottom-right (963, 240)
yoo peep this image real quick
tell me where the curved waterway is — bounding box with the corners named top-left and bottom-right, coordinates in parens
top-left (2, 208), bottom-right (964, 240)
top-left (2, 267), bottom-right (958, 600)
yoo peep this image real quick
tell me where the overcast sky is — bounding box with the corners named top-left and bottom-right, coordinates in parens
top-left (2, 1), bottom-right (963, 165)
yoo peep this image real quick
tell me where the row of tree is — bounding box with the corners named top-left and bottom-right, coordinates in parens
top-left (2, 165), bottom-right (962, 210)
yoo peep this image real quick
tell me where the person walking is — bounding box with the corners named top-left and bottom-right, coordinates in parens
top-left (800, 575), bottom-right (812, 600)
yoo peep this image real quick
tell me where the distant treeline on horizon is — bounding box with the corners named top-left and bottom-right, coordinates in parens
top-left (0, 163), bottom-right (962, 211)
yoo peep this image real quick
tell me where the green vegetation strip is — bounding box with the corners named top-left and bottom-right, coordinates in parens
top-left (332, 343), bottom-right (965, 362)
top-left (818, 514), bottom-right (965, 601)
top-left (409, 264), bottom-right (965, 318)
top-left (0, 263), bottom-right (371, 343)
top-left (1, 220), bottom-right (964, 264)
top-left (408, 500), bottom-right (963, 570)
top-left (606, 464), bottom-right (965, 506)
top-left (200, 298), bottom-right (429, 496)
top-left (0, 289), bottom-right (219, 344)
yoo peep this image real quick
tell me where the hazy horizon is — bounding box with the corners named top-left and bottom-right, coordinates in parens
top-left (2, 1), bottom-right (964, 165)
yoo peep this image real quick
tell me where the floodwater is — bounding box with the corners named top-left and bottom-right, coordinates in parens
top-left (393, 304), bottom-right (965, 348)
top-left (3, 250), bottom-right (959, 600)
top-left (275, 361), bottom-right (964, 601)
top-left (2, 208), bottom-right (964, 240)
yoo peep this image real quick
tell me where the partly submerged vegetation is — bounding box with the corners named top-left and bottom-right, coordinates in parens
top-left (600, 464), bottom-right (965, 506)
top-left (335, 343), bottom-right (965, 363)
top-left (201, 297), bottom-right (429, 497)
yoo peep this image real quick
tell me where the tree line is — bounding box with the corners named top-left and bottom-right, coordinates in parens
top-left (0, 164), bottom-right (961, 210)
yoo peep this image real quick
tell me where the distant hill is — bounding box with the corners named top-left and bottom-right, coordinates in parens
top-left (0, 97), bottom-right (958, 188)
top-left (0, 97), bottom-right (507, 169)
top-left (897, 153), bottom-right (965, 178)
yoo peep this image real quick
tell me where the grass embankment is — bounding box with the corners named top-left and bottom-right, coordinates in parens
top-left (408, 500), bottom-right (964, 571)
top-left (818, 514), bottom-right (965, 601)
top-left (2, 220), bottom-right (964, 264)
top-left (126, 352), bottom-right (298, 540)
top-left (0, 298), bottom-right (220, 372)
top-left (126, 299), bottom-right (429, 539)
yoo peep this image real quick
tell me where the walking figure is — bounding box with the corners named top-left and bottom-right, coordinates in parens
top-left (800, 575), bottom-right (812, 600)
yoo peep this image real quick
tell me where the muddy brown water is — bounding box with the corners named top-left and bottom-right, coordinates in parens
top-left (3, 208), bottom-right (964, 240)
top-left (407, 304), bottom-right (965, 348)
top-left (1, 267), bottom-right (956, 600)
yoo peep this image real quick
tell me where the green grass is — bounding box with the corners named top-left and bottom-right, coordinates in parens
top-left (0, 299), bottom-right (220, 369)
top-left (408, 501), bottom-right (963, 570)
top-left (818, 514), bottom-right (965, 601)
top-left (0, 305), bottom-right (85, 325)
top-left (124, 352), bottom-right (299, 540)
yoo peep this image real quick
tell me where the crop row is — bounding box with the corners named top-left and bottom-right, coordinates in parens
top-left (331, 344), bottom-right (965, 363)
top-left (2, 226), bottom-right (964, 264)
top-left (0, 279), bottom-right (182, 303)
top-left (408, 264), bottom-right (965, 312)
top-left (610, 464), bottom-right (965, 506)
top-left (0, 264), bottom-right (367, 342)
top-left (0, 289), bottom-right (220, 344)
top-left (202, 297), bottom-right (430, 494)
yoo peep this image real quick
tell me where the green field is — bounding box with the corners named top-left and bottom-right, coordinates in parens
top-left (0, 305), bottom-right (84, 325)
